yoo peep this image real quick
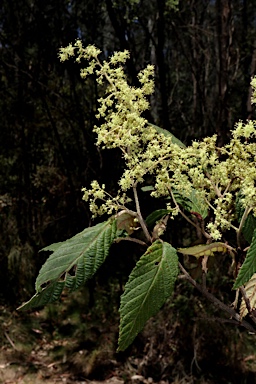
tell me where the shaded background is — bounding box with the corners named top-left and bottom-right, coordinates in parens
top-left (1, 1), bottom-right (256, 382)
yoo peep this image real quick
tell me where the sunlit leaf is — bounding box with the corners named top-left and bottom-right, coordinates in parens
top-left (141, 185), bottom-right (154, 192)
top-left (178, 242), bottom-right (228, 259)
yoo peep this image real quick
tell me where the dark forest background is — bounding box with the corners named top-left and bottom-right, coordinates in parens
top-left (1, 1), bottom-right (256, 382)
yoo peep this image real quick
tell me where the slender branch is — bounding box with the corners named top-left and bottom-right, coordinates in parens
top-left (205, 171), bottom-right (223, 198)
top-left (114, 236), bottom-right (147, 247)
top-left (133, 183), bottom-right (152, 243)
top-left (5, 332), bottom-right (18, 351)
top-left (240, 286), bottom-right (256, 325)
top-left (194, 316), bottom-right (247, 327)
top-left (116, 208), bottom-right (137, 218)
top-left (178, 262), bottom-right (256, 333)
top-left (222, 177), bottom-right (236, 196)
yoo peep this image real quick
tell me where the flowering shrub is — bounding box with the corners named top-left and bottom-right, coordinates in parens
top-left (19, 41), bottom-right (256, 350)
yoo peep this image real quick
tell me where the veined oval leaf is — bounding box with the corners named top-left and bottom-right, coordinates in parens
top-left (178, 242), bottom-right (228, 259)
top-left (36, 219), bottom-right (117, 290)
top-left (118, 241), bottom-right (179, 351)
top-left (240, 273), bottom-right (256, 318)
top-left (41, 241), bottom-right (65, 253)
top-left (18, 219), bottom-right (117, 310)
top-left (233, 228), bottom-right (256, 289)
top-left (243, 214), bottom-right (256, 244)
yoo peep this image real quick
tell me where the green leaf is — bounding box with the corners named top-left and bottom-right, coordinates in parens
top-left (186, 189), bottom-right (208, 220)
top-left (233, 229), bottom-right (256, 289)
top-left (141, 185), bottom-right (154, 192)
top-left (171, 189), bottom-right (208, 219)
top-left (178, 242), bottom-right (228, 259)
top-left (41, 242), bottom-right (64, 253)
top-left (145, 209), bottom-right (170, 229)
top-left (118, 241), bottom-right (179, 351)
top-left (18, 219), bottom-right (117, 310)
top-left (17, 281), bottom-right (65, 311)
top-left (235, 193), bottom-right (256, 243)
top-left (242, 214), bottom-right (256, 244)
top-left (171, 189), bottom-right (190, 210)
top-left (148, 123), bottom-right (186, 148)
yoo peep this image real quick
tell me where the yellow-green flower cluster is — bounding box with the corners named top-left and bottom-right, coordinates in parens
top-left (60, 43), bottom-right (256, 240)
top-left (82, 181), bottom-right (131, 218)
top-left (251, 77), bottom-right (256, 105)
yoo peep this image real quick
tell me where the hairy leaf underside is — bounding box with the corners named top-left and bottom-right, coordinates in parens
top-left (18, 219), bottom-right (117, 310)
top-left (118, 241), bottom-right (179, 351)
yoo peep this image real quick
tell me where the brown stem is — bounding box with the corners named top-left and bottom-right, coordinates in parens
top-left (205, 171), bottom-right (223, 198)
top-left (240, 286), bottom-right (256, 325)
top-left (178, 262), bottom-right (256, 333)
top-left (133, 184), bottom-right (152, 243)
top-left (114, 236), bottom-right (147, 247)
top-left (169, 187), bottom-right (211, 240)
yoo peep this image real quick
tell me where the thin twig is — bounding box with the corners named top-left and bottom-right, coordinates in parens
top-left (202, 270), bottom-right (207, 291)
top-left (205, 171), bottom-right (223, 198)
top-left (114, 236), bottom-right (147, 247)
top-left (133, 183), bottom-right (152, 243)
top-left (194, 316), bottom-right (246, 326)
top-left (222, 177), bottom-right (237, 196)
top-left (178, 262), bottom-right (256, 333)
top-left (4, 332), bottom-right (18, 351)
top-left (240, 286), bottom-right (256, 325)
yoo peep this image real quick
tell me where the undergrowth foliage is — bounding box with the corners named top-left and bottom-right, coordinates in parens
top-left (19, 41), bottom-right (256, 350)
